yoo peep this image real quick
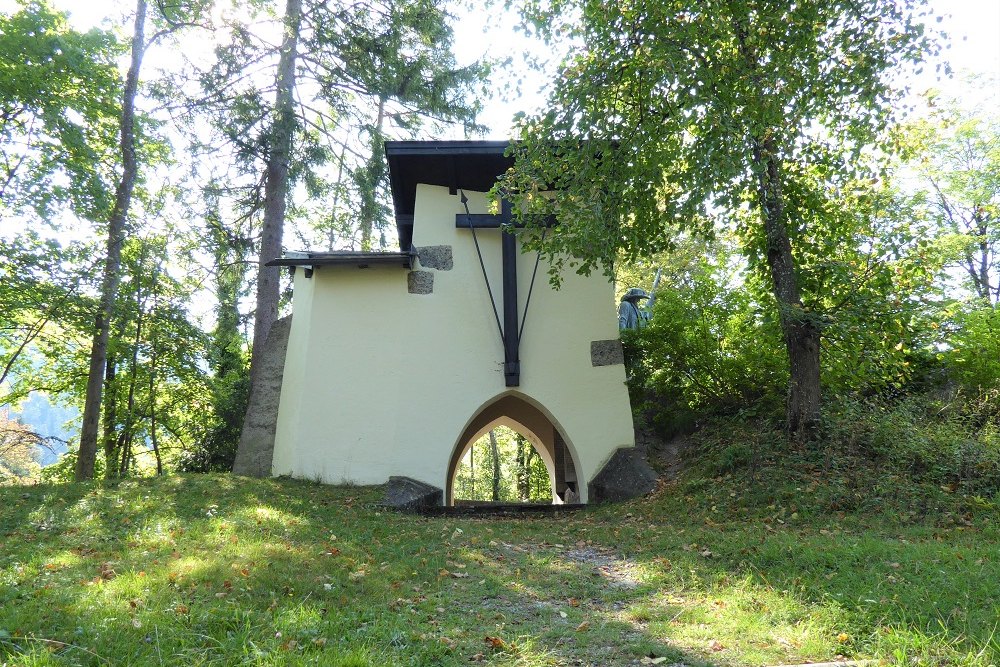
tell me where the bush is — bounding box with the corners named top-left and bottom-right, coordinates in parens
top-left (822, 390), bottom-right (1000, 497)
top-left (625, 262), bottom-right (787, 435)
top-left (946, 304), bottom-right (1000, 392)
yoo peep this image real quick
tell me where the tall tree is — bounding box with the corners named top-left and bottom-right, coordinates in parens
top-left (189, 0), bottom-right (487, 379)
top-left (76, 0), bottom-right (149, 481)
top-left (505, 0), bottom-right (937, 437)
top-left (250, 0), bottom-right (302, 379)
top-left (76, 0), bottom-right (211, 479)
top-left (190, 0), bottom-right (487, 471)
top-left (906, 93), bottom-right (1000, 304)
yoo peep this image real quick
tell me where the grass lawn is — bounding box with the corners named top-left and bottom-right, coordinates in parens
top-left (1, 467), bottom-right (997, 666)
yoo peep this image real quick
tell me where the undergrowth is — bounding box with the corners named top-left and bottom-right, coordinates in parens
top-left (669, 389), bottom-right (1000, 521)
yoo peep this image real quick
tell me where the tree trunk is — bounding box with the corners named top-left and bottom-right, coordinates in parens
top-left (489, 429), bottom-right (501, 502)
top-left (753, 137), bottom-right (821, 439)
top-left (117, 266), bottom-right (146, 476)
top-left (101, 352), bottom-right (118, 478)
top-left (75, 0), bottom-right (147, 481)
top-left (149, 267), bottom-right (162, 475)
top-left (248, 0), bottom-right (302, 380)
top-left (515, 435), bottom-right (531, 501)
top-left (359, 97), bottom-right (386, 251)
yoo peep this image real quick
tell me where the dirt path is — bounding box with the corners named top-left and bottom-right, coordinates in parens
top-left (634, 418), bottom-right (688, 483)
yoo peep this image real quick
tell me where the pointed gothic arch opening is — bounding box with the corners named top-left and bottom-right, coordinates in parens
top-left (446, 393), bottom-right (581, 505)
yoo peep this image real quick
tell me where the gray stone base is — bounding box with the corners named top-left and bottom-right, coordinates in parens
top-left (588, 448), bottom-right (658, 503)
top-left (232, 316), bottom-right (292, 477)
top-left (384, 476), bottom-right (443, 511)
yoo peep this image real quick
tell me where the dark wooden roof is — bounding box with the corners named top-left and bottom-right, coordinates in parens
top-left (385, 140), bottom-right (513, 250)
top-left (267, 250), bottom-right (414, 269)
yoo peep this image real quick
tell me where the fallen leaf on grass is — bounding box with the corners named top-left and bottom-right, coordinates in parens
top-left (576, 621), bottom-right (590, 632)
top-left (485, 636), bottom-right (506, 650)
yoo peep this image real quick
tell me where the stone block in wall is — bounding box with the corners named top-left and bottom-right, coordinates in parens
top-left (591, 339), bottom-right (625, 366)
top-left (408, 270), bottom-right (434, 294)
top-left (416, 245), bottom-right (453, 270)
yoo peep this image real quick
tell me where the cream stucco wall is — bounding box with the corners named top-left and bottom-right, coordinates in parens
top-left (271, 184), bottom-right (635, 503)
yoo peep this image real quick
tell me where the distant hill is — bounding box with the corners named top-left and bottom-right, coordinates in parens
top-left (6, 392), bottom-right (76, 465)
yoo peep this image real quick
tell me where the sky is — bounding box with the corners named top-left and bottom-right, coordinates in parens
top-left (5, 0), bottom-right (997, 137)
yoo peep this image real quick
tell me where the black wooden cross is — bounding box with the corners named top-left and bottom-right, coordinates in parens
top-left (455, 201), bottom-right (555, 388)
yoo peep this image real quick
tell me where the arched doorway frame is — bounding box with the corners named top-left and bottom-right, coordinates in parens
top-left (446, 391), bottom-right (582, 505)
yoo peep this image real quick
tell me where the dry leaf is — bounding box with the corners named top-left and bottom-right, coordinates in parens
top-left (575, 621), bottom-right (590, 632)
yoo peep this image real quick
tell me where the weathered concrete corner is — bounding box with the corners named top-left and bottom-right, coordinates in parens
top-left (588, 448), bottom-right (658, 503)
top-left (232, 316), bottom-right (292, 477)
top-left (591, 339), bottom-right (625, 367)
top-left (384, 476), bottom-right (443, 511)
top-left (408, 270), bottom-right (434, 294)
top-left (416, 245), bottom-right (453, 270)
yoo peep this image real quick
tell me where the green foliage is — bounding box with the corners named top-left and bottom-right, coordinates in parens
top-left (0, 0), bottom-right (122, 221)
top-left (682, 389), bottom-right (1000, 509)
top-left (504, 0), bottom-right (938, 275)
top-left (943, 303), bottom-right (1000, 392)
top-left (823, 392), bottom-right (1000, 497)
top-left (622, 239), bottom-right (787, 431)
top-left (189, 0), bottom-right (488, 250)
top-left (902, 89), bottom-right (1000, 303)
top-left (182, 367), bottom-right (249, 473)
top-left (453, 426), bottom-right (552, 503)
top-left (759, 173), bottom-right (944, 395)
top-left (0, 234), bottom-right (98, 403)
top-left (180, 199), bottom-right (251, 473)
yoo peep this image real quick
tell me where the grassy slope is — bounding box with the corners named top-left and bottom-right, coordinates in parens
top-left (1, 448), bottom-right (998, 666)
